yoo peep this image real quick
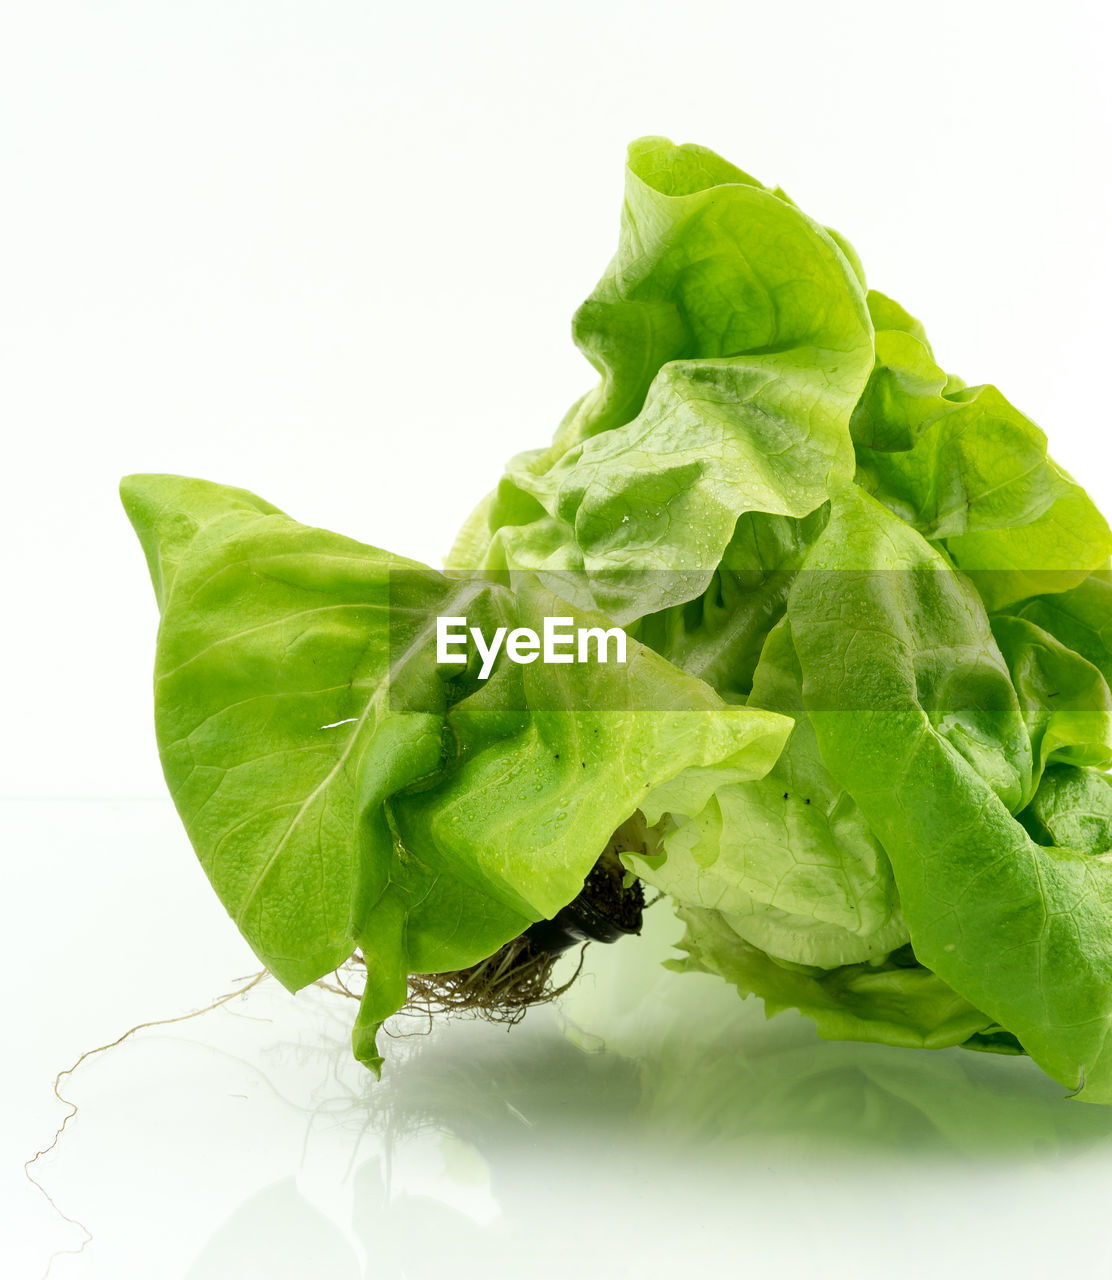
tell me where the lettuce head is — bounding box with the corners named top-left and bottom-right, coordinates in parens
top-left (124, 138), bottom-right (1112, 1101)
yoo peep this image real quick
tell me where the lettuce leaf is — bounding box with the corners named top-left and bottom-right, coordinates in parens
top-left (1019, 764), bottom-right (1112, 854)
top-left (626, 617), bottom-right (907, 970)
top-left (122, 473), bottom-right (790, 1070)
top-left (853, 290), bottom-right (1112, 609)
top-left (449, 136), bottom-right (874, 623)
top-left (670, 905), bottom-right (997, 1051)
top-left (991, 615), bottom-right (1112, 776)
top-left (1007, 572), bottom-right (1112, 686)
top-left (629, 507), bottom-right (827, 702)
top-left (788, 484), bottom-right (1112, 1100)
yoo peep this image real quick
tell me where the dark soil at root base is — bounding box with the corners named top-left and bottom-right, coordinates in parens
top-left (581, 850), bottom-right (644, 933)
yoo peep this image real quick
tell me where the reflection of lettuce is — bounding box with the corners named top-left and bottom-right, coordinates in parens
top-left (125, 137), bottom-right (1112, 1100)
top-left (369, 911), bottom-right (1112, 1157)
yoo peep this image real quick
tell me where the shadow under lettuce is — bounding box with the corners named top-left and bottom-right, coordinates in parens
top-left (353, 908), bottom-right (1112, 1163)
top-left (183, 910), bottom-right (1112, 1280)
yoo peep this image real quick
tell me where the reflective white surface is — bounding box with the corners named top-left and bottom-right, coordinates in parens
top-left (9, 801), bottom-right (1112, 1279)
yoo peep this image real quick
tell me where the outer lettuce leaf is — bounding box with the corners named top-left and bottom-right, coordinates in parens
top-left (945, 473), bottom-right (1112, 611)
top-left (627, 617), bottom-right (907, 969)
top-left (788, 483), bottom-right (1112, 1100)
top-left (122, 474), bottom-right (791, 1071)
top-left (450, 136), bottom-right (873, 623)
top-left (853, 291), bottom-right (1112, 609)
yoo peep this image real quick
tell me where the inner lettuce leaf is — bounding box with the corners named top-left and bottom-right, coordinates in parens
top-left (1006, 572), bottom-right (1112, 687)
top-left (449, 136), bottom-right (874, 623)
top-left (1019, 764), bottom-right (1112, 854)
top-left (669, 905), bottom-right (997, 1051)
top-left (626, 616), bottom-right (907, 970)
top-left (990, 615), bottom-right (1112, 775)
top-left (122, 474), bottom-right (790, 1071)
top-left (629, 506), bottom-right (828, 703)
top-left (787, 482), bottom-right (1112, 1101)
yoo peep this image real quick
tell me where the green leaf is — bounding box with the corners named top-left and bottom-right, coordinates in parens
top-left (670, 906), bottom-right (995, 1050)
top-left (1019, 764), bottom-right (1112, 854)
top-left (851, 291), bottom-right (1112, 610)
top-left (1007, 572), bottom-right (1112, 687)
top-left (450, 136), bottom-right (874, 623)
top-left (991, 615), bottom-right (1112, 776)
top-left (631, 507), bottom-right (827, 702)
top-left (945, 469), bottom-right (1112, 610)
top-left (626, 617), bottom-right (907, 970)
top-left (122, 473), bottom-right (791, 1072)
top-left (788, 483), bottom-right (1112, 1100)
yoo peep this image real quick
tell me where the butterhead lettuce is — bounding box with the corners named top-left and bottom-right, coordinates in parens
top-left (125, 137), bottom-right (1112, 1100)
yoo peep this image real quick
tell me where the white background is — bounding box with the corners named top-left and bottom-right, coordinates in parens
top-left (3, 1), bottom-right (1112, 1277)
